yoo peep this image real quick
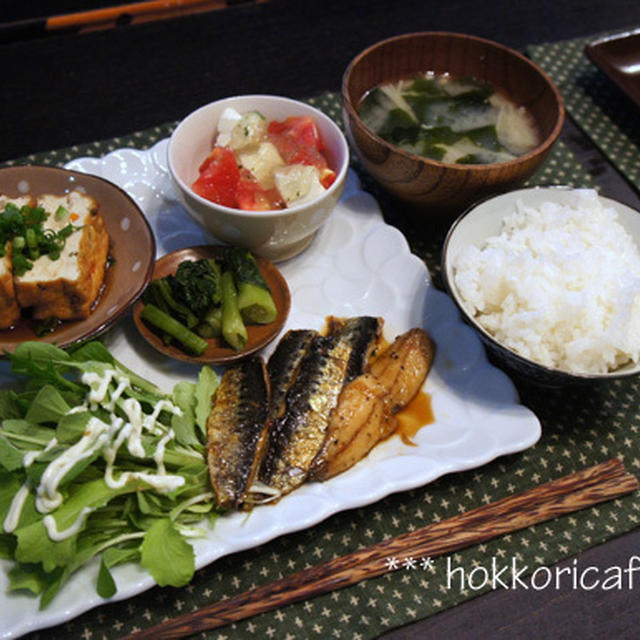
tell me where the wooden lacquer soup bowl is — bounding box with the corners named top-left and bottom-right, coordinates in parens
top-left (342, 32), bottom-right (565, 215)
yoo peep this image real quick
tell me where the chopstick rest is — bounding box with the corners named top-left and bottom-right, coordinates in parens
top-left (122, 458), bottom-right (638, 639)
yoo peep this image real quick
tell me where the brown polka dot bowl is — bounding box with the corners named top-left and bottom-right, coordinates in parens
top-left (0, 164), bottom-right (155, 354)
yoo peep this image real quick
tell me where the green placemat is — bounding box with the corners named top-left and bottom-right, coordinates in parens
top-left (529, 30), bottom-right (640, 192)
top-left (8, 93), bottom-right (640, 640)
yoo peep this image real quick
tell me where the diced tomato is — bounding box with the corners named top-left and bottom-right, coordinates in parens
top-left (192, 115), bottom-right (334, 212)
top-left (267, 116), bottom-right (333, 174)
top-left (236, 169), bottom-right (286, 211)
top-left (319, 168), bottom-right (337, 189)
top-left (192, 146), bottom-right (240, 208)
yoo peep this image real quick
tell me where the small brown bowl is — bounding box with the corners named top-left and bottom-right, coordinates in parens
top-left (133, 245), bottom-right (290, 365)
top-left (342, 32), bottom-right (565, 215)
top-left (0, 165), bottom-right (155, 354)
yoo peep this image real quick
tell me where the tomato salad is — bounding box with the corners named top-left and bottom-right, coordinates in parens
top-left (192, 109), bottom-right (337, 211)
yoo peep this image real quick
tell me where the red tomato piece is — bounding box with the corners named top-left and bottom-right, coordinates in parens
top-left (267, 116), bottom-right (333, 174)
top-left (319, 167), bottom-right (337, 189)
top-left (236, 169), bottom-right (286, 211)
top-left (192, 146), bottom-right (240, 208)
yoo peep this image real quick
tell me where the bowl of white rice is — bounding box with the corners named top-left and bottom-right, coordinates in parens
top-left (442, 186), bottom-right (640, 385)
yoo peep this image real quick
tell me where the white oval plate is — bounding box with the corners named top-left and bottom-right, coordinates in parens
top-left (0, 140), bottom-right (541, 639)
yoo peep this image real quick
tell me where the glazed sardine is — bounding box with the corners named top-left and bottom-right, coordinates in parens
top-left (326, 315), bottom-right (384, 384)
top-left (311, 328), bottom-right (435, 480)
top-left (206, 357), bottom-right (270, 509)
top-left (259, 316), bottom-right (382, 495)
top-left (266, 329), bottom-right (317, 426)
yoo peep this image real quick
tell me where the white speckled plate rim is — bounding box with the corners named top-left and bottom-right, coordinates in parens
top-left (0, 139), bottom-right (541, 639)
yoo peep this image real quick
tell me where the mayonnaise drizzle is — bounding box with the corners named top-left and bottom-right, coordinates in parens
top-left (36, 417), bottom-right (110, 512)
top-left (3, 483), bottom-right (30, 533)
top-left (43, 507), bottom-right (94, 542)
top-left (9, 366), bottom-right (189, 540)
top-left (23, 437), bottom-right (58, 468)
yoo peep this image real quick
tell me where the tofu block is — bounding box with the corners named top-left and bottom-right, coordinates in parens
top-left (14, 191), bottom-right (110, 321)
top-left (0, 195), bottom-right (32, 329)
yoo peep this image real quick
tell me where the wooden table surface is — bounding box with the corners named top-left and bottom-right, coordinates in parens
top-left (2, 1), bottom-right (640, 638)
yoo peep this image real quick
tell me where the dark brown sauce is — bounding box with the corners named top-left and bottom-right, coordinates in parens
top-left (393, 390), bottom-right (434, 446)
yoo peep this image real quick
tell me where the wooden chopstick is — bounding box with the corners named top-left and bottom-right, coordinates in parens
top-left (0, 0), bottom-right (266, 43)
top-left (122, 459), bottom-right (638, 640)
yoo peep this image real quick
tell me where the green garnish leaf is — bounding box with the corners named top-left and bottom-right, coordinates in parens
top-left (7, 562), bottom-right (51, 596)
top-left (54, 205), bottom-right (69, 221)
top-left (0, 434), bottom-right (26, 471)
top-left (96, 556), bottom-right (117, 599)
top-left (0, 471), bottom-right (25, 522)
top-left (14, 479), bottom-right (133, 572)
top-left (56, 411), bottom-right (92, 445)
top-left (140, 518), bottom-right (195, 587)
top-left (0, 389), bottom-right (24, 420)
top-left (194, 366), bottom-right (218, 436)
top-left (171, 381), bottom-right (200, 447)
top-left (25, 385), bottom-right (71, 425)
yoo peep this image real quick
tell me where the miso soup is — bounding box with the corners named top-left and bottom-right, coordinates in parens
top-left (357, 73), bottom-right (540, 164)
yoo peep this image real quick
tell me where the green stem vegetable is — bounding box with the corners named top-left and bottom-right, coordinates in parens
top-left (143, 279), bottom-right (198, 329)
top-left (140, 304), bottom-right (208, 356)
top-left (220, 270), bottom-right (248, 351)
top-left (196, 306), bottom-right (222, 339)
top-left (224, 248), bottom-right (277, 324)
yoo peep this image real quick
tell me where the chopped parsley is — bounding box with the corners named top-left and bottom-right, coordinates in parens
top-left (0, 202), bottom-right (82, 276)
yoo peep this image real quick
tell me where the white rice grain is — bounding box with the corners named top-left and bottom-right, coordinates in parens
top-left (454, 189), bottom-right (640, 374)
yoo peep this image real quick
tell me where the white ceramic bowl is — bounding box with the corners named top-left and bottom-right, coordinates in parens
top-left (442, 186), bottom-right (640, 385)
top-left (168, 95), bottom-right (349, 262)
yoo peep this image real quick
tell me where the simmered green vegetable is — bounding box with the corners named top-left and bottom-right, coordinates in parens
top-left (197, 306), bottom-right (222, 339)
top-left (224, 247), bottom-right (277, 324)
top-left (143, 278), bottom-right (198, 330)
top-left (220, 270), bottom-right (248, 351)
top-left (170, 259), bottom-right (222, 317)
top-left (140, 304), bottom-right (208, 355)
top-left (141, 250), bottom-right (277, 354)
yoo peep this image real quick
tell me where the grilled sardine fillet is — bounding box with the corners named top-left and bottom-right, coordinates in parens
top-left (266, 329), bottom-right (317, 426)
top-left (325, 316), bottom-right (384, 384)
top-left (14, 191), bottom-right (110, 320)
top-left (259, 316), bottom-right (382, 495)
top-left (0, 195), bottom-right (32, 329)
top-left (206, 357), bottom-right (270, 509)
top-left (311, 328), bottom-right (434, 480)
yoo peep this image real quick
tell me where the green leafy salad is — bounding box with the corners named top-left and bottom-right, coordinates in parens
top-left (0, 340), bottom-right (219, 608)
